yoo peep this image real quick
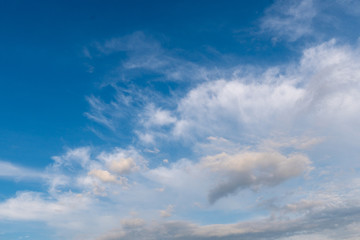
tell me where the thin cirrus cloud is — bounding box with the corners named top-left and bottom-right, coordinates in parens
top-left (260, 0), bottom-right (316, 42)
top-left (260, 0), bottom-right (360, 43)
top-left (0, 161), bottom-right (47, 180)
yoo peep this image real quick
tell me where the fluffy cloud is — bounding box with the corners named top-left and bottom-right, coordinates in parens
top-left (173, 78), bottom-right (305, 139)
top-left (84, 38), bottom-right (360, 149)
top-left (88, 169), bottom-right (118, 183)
top-left (97, 148), bottom-right (143, 174)
top-left (201, 151), bottom-right (312, 204)
top-left (146, 148), bottom-right (312, 205)
top-left (142, 104), bottom-right (177, 127)
top-left (155, 39), bottom-right (360, 145)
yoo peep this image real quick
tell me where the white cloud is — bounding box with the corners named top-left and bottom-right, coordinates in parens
top-left (146, 147), bottom-right (312, 205)
top-left (4, 26), bottom-right (360, 239)
top-left (143, 104), bottom-right (177, 127)
top-left (0, 191), bottom-right (91, 221)
top-left (88, 169), bottom-right (117, 183)
top-left (137, 39), bottom-right (358, 147)
top-left (261, 0), bottom-right (316, 41)
top-left (109, 158), bottom-right (137, 174)
top-left (0, 161), bottom-right (46, 180)
top-left (51, 147), bottom-right (91, 168)
top-left (97, 148), bottom-right (143, 174)
top-left (172, 78), bottom-right (305, 139)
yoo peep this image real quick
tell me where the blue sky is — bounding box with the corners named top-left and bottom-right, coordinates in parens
top-left (1, 0), bottom-right (360, 239)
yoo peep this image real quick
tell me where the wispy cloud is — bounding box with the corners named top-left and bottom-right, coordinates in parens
top-left (0, 161), bottom-right (47, 180)
top-left (261, 0), bottom-right (316, 42)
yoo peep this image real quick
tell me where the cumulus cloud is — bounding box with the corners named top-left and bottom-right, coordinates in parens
top-left (85, 34), bottom-right (360, 154)
top-left (97, 148), bottom-right (143, 174)
top-left (140, 39), bottom-right (360, 146)
top-left (109, 158), bottom-right (137, 174)
top-left (201, 151), bottom-right (312, 204)
top-left (88, 169), bottom-right (117, 183)
top-left (172, 77), bottom-right (305, 139)
top-left (146, 147), bottom-right (312, 205)
top-left (142, 104), bottom-right (177, 127)
top-left (84, 37), bottom-right (360, 149)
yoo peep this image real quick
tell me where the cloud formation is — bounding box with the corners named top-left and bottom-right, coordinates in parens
top-left (97, 194), bottom-right (360, 240)
top-left (202, 151), bottom-right (312, 203)
top-left (261, 0), bottom-right (316, 41)
top-left (2, 1), bottom-right (360, 239)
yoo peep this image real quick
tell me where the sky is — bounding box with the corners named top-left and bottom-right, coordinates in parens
top-left (1, 0), bottom-right (360, 239)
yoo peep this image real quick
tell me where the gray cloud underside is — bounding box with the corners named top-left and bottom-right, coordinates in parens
top-left (98, 203), bottom-right (360, 240)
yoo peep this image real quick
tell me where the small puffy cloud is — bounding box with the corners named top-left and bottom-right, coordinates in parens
top-left (160, 204), bottom-right (174, 218)
top-left (109, 158), bottom-right (137, 175)
top-left (97, 148), bottom-right (144, 175)
top-left (88, 169), bottom-right (117, 183)
top-left (143, 104), bottom-right (177, 127)
top-left (137, 132), bottom-right (155, 144)
top-left (201, 151), bottom-right (312, 204)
